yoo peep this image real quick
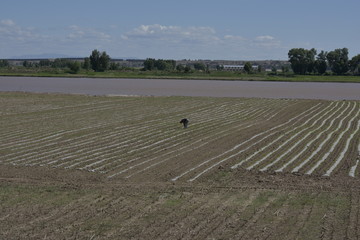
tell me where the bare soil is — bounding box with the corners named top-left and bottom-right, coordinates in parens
top-left (2, 164), bottom-right (360, 240)
top-left (1, 92), bottom-right (360, 239)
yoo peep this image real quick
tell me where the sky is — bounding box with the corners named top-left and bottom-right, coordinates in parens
top-left (0, 0), bottom-right (359, 60)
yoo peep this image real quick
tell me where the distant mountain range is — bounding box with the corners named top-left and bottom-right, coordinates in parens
top-left (9, 53), bottom-right (139, 60)
top-left (10, 53), bottom-right (74, 59)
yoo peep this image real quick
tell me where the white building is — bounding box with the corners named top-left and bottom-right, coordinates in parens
top-left (222, 65), bottom-right (244, 71)
top-left (222, 64), bottom-right (259, 71)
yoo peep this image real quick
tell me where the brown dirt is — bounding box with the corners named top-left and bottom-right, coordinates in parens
top-left (2, 164), bottom-right (360, 240)
top-left (1, 92), bottom-right (360, 239)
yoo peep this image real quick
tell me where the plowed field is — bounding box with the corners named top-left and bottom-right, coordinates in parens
top-left (1, 92), bottom-right (360, 239)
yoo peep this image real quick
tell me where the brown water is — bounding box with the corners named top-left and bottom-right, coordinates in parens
top-left (0, 76), bottom-right (359, 100)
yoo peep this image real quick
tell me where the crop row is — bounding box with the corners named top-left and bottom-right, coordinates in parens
top-left (1, 94), bottom-right (297, 180)
top-left (173, 101), bottom-right (359, 181)
top-left (2, 93), bottom-right (358, 182)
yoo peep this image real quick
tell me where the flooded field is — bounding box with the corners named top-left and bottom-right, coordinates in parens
top-left (0, 76), bottom-right (359, 100)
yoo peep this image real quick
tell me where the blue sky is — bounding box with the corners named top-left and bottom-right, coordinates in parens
top-left (1, 0), bottom-right (359, 60)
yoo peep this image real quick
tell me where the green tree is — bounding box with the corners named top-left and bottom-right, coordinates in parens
top-left (326, 48), bottom-right (349, 75)
top-left (194, 62), bottom-right (206, 71)
top-left (143, 58), bottom-right (175, 71)
top-left (0, 60), bottom-right (9, 67)
top-left (143, 58), bottom-right (156, 70)
top-left (99, 51), bottom-right (110, 72)
top-left (67, 61), bottom-right (80, 74)
top-left (109, 62), bottom-right (120, 70)
top-left (271, 67), bottom-right (277, 74)
top-left (83, 57), bottom-right (91, 71)
top-left (184, 66), bottom-right (192, 73)
top-left (206, 64), bottom-right (210, 73)
top-left (281, 65), bottom-right (289, 73)
top-left (314, 50), bottom-right (328, 74)
top-left (51, 58), bottom-right (70, 68)
top-left (165, 60), bottom-right (176, 71)
top-left (244, 62), bottom-right (252, 73)
top-left (216, 65), bottom-right (224, 70)
top-left (154, 59), bottom-right (167, 70)
top-left (349, 54), bottom-right (360, 75)
top-left (288, 48), bottom-right (306, 74)
top-left (90, 50), bottom-right (100, 71)
top-left (155, 59), bottom-right (175, 71)
top-left (89, 49), bottom-right (110, 72)
top-left (288, 48), bottom-right (316, 74)
top-left (23, 60), bottom-right (31, 67)
top-left (306, 48), bottom-right (317, 73)
top-left (39, 59), bottom-right (51, 67)
top-left (176, 64), bottom-right (185, 72)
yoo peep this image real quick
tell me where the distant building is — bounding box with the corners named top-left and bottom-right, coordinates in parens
top-left (222, 64), bottom-right (258, 71)
top-left (222, 65), bottom-right (244, 71)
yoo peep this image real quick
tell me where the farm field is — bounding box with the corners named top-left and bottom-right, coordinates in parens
top-left (1, 92), bottom-right (360, 239)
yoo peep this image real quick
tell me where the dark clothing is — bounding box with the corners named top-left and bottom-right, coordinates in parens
top-left (180, 118), bottom-right (189, 128)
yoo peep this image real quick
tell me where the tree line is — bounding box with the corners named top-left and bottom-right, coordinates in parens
top-left (3, 50), bottom-right (111, 74)
top-left (1, 48), bottom-right (359, 76)
top-left (22, 58), bottom-right (82, 74)
top-left (288, 48), bottom-right (360, 75)
top-left (143, 58), bottom-right (214, 73)
top-left (143, 58), bottom-right (176, 71)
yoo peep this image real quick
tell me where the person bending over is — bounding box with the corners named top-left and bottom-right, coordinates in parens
top-left (180, 118), bottom-right (189, 128)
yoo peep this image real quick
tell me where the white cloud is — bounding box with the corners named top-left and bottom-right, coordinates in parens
top-left (123, 24), bottom-right (219, 44)
top-left (0, 20), bottom-right (287, 59)
top-left (67, 25), bottom-right (111, 41)
top-left (253, 35), bottom-right (281, 49)
top-left (255, 35), bottom-right (275, 41)
top-left (1, 19), bottom-right (16, 26)
top-left (0, 19), bottom-right (40, 41)
top-left (119, 24), bottom-right (225, 59)
top-left (0, 20), bottom-right (113, 58)
top-left (224, 35), bottom-right (247, 41)
top-left (117, 24), bottom-right (289, 59)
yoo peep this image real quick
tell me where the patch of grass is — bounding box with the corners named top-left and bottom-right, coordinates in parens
top-left (288, 192), bottom-right (317, 209)
top-left (239, 191), bottom-right (276, 219)
top-left (164, 198), bottom-right (183, 207)
top-left (293, 192), bottom-right (350, 239)
top-left (0, 184), bottom-right (86, 207)
top-left (211, 170), bottom-right (232, 182)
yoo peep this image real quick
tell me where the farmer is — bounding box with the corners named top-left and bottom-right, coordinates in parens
top-left (180, 118), bottom-right (189, 129)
